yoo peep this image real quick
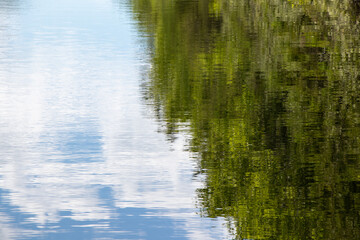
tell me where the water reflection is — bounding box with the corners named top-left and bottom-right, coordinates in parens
top-left (0, 0), bottom-right (228, 239)
top-left (131, 0), bottom-right (360, 239)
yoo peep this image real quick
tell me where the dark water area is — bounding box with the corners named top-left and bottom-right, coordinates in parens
top-left (0, 0), bottom-right (360, 239)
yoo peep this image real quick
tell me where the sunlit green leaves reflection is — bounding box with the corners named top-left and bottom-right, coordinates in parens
top-left (131, 0), bottom-right (360, 238)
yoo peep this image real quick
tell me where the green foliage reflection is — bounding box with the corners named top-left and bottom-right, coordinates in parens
top-left (130, 0), bottom-right (360, 238)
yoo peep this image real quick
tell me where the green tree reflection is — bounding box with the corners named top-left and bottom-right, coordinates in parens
top-left (131, 0), bottom-right (360, 238)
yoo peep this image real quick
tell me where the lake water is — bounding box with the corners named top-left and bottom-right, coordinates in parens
top-left (0, 0), bottom-right (228, 239)
top-left (0, 0), bottom-right (360, 239)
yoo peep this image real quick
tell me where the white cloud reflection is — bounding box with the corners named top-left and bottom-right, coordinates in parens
top-left (0, 0), bottom-right (229, 239)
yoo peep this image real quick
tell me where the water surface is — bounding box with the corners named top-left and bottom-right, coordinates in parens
top-left (0, 0), bottom-right (228, 239)
top-left (1, 0), bottom-right (360, 239)
top-left (131, 0), bottom-right (360, 239)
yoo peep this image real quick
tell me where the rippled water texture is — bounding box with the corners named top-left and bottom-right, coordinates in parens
top-left (131, 0), bottom-right (360, 239)
top-left (0, 0), bottom-right (228, 239)
top-left (1, 0), bottom-right (360, 239)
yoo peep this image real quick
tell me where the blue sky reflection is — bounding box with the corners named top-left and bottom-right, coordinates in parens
top-left (0, 0), bottom-right (228, 239)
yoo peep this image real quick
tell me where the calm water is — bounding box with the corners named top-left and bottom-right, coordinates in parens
top-left (0, 0), bottom-right (227, 239)
top-left (1, 0), bottom-right (360, 239)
